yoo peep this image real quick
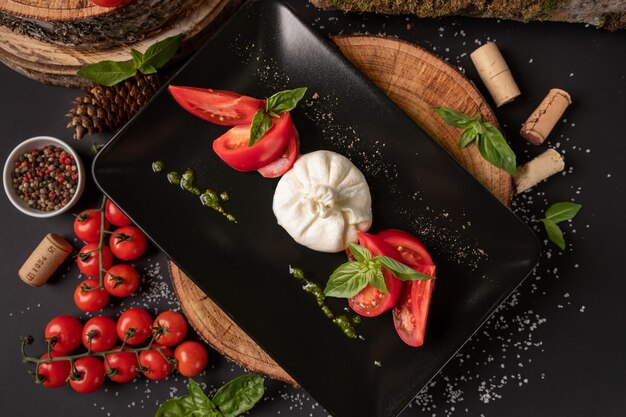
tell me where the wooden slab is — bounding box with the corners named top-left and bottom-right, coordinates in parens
top-left (170, 35), bottom-right (512, 385)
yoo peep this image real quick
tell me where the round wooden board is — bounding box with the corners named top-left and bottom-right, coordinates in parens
top-left (170, 35), bottom-right (513, 385)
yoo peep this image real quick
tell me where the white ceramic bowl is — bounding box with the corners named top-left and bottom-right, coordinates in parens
top-left (3, 136), bottom-right (85, 218)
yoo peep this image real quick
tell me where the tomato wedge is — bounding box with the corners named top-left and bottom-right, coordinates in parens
top-left (377, 229), bottom-right (436, 347)
top-left (257, 130), bottom-right (299, 178)
top-left (213, 112), bottom-right (296, 171)
top-left (348, 232), bottom-right (402, 317)
top-left (168, 85), bottom-right (263, 126)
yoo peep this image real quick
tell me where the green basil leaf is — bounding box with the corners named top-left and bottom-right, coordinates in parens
top-left (324, 262), bottom-right (369, 298)
top-left (140, 63), bottom-right (158, 75)
top-left (188, 378), bottom-right (216, 413)
top-left (458, 127), bottom-right (477, 149)
top-left (130, 49), bottom-right (144, 69)
top-left (433, 107), bottom-right (479, 128)
top-left (265, 87), bottom-right (307, 114)
top-left (544, 202), bottom-right (582, 223)
top-left (248, 109), bottom-right (273, 147)
top-left (155, 395), bottom-right (197, 417)
top-left (77, 60), bottom-right (137, 87)
top-left (212, 374), bottom-right (265, 417)
top-left (477, 123), bottom-right (517, 175)
top-left (348, 243), bottom-right (371, 262)
top-left (375, 256), bottom-right (434, 281)
top-left (142, 34), bottom-right (183, 69)
top-left (542, 219), bottom-right (565, 249)
top-left (368, 269), bottom-right (389, 295)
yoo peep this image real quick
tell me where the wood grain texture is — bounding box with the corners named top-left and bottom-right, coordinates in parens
top-left (0, 0), bottom-right (241, 86)
top-left (171, 36), bottom-right (512, 385)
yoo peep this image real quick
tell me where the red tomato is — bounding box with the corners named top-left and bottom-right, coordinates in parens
top-left (212, 112), bottom-right (296, 171)
top-left (257, 129), bottom-right (299, 178)
top-left (153, 311), bottom-right (187, 346)
top-left (104, 264), bottom-right (140, 298)
top-left (109, 226), bottom-right (148, 261)
top-left (44, 315), bottom-right (83, 353)
top-left (377, 229), bottom-right (436, 347)
top-left (69, 356), bottom-right (105, 394)
top-left (74, 279), bottom-right (110, 313)
top-left (37, 352), bottom-right (71, 388)
top-left (348, 232), bottom-right (402, 317)
top-left (139, 345), bottom-right (174, 381)
top-left (116, 308), bottom-right (153, 345)
top-left (82, 316), bottom-right (117, 352)
top-left (77, 243), bottom-right (113, 277)
top-left (89, 0), bottom-right (125, 7)
top-left (105, 200), bottom-right (132, 227)
top-left (174, 341), bottom-right (208, 377)
top-left (168, 85), bottom-right (263, 126)
top-left (74, 209), bottom-right (108, 243)
top-left (104, 346), bottom-right (139, 383)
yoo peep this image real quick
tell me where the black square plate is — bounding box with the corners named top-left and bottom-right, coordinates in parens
top-left (93, 1), bottom-right (540, 416)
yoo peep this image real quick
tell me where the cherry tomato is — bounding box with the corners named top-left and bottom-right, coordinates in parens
top-left (257, 130), bottom-right (299, 178)
top-left (74, 209), bottom-right (108, 243)
top-left (82, 316), bottom-right (117, 352)
top-left (212, 112), bottom-right (296, 172)
top-left (174, 341), bottom-right (208, 377)
top-left (104, 346), bottom-right (139, 383)
top-left (44, 315), bottom-right (83, 353)
top-left (377, 229), bottom-right (436, 347)
top-left (348, 232), bottom-right (402, 317)
top-left (77, 243), bottom-right (113, 277)
top-left (116, 308), bottom-right (153, 345)
top-left (139, 345), bottom-right (174, 381)
top-left (69, 356), bottom-right (105, 394)
top-left (37, 352), bottom-right (71, 388)
top-left (89, 0), bottom-right (125, 6)
top-left (105, 200), bottom-right (132, 227)
top-left (168, 85), bottom-right (264, 126)
top-left (109, 226), bottom-right (148, 261)
top-left (74, 279), bottom-right (110, 313)
top-left (153, 311), bottom-right (187, 346)
top-left (104, 264), bottom-right (140, 297)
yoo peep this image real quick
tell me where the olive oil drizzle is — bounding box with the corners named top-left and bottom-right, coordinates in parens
top-left (289, 266), bottom-right (361, 339)
top-left (153, 161), bottom-right (236, 223)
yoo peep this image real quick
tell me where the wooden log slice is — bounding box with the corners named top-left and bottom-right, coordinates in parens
top-left (170, 35), bottom-right (512, 386)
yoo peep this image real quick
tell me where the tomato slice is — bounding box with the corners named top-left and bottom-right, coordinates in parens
top-left (212, 112), bottom-right (295, 171)
top-left (257, 130), bottom-right (299, 178)
top-left (377, 229), bottom-right (436, 347)
top-left (348, 232), bottom-right (402, 317)
top-left (168, 85), bottom-right (263, 126)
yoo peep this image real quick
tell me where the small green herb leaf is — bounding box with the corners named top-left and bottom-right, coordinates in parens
top-left (130, 49), bottom-right (144, 69)
top-left (140, 63), bottom-right (158, 75)
top-left (476, 123), bottom-right (517, 175)
top-left (368, 269), bottom-right (389, 295)
top-left (458, 127), bottom-right (478, 149)
top-left (324, 262), bottom-right (369, 298)
top-left (212, 374), bottom-right (265, 417)
top-left (376, 256), bottom-right (434, 281)
top-left (348, 243), bottom-right (371, 262)
top-left (188, 379), bottom-right (216, 413)
top-left (142, 34), bottom-right (183, 69)
top-left (542, 219), bottom-right (565, 250)
top-left (266, 87), bottom-right (307, 114)
top-left (77, 60), bottom-right (137, 87)
top-left (248, 109), bottom-right (273, 147)
top-left (155, 395), bottom-right (198, 417)
top-left (544, 202), bottom-right (582, 223)
top-left (433, 107), bottom-right (478, 128)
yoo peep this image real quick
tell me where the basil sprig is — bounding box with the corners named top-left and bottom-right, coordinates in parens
top-left (324, 243), bottom-right (434, 299)
top-left (155, 376), bottom-right (264, 417)
top-left (78, 34), bottom-right (183, 87)
top-left (248, 87), bottom-right (307, 146)
top-left (434, 107), bottom-right (517, 176)
top-left (540, 202), bottom-right (582, 249)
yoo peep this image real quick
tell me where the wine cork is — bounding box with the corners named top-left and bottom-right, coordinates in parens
top-left (520, 88), bottom-right (572, 145)
top-left (514, 149), bottom-right (565, 194)
top-left (18, 233), bottom-right (72, 287)
top-left (470, 42), bottom-right (521, 107)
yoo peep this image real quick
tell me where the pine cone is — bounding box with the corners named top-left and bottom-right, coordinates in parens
top-left (66, 73), bottom-right (165, 140)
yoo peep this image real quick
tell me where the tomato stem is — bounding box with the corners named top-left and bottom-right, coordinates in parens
top-left (97, 196), bottom-right (107, 290)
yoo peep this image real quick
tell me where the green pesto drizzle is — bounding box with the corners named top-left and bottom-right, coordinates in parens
top-left (155, 163), bottom-right (236, 223)
top-left (290, 266), bottom-right (360, 339)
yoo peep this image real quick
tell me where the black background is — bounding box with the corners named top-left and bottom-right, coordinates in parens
top-left (1, 1), bottom-right (625, 416)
